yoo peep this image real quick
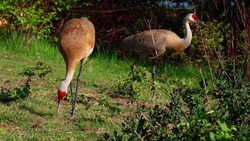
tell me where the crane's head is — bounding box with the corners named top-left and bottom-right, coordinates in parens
top-left (57, 81), bottom-right (68, 116)
top-left (184, 14), bottom-right (206, 26)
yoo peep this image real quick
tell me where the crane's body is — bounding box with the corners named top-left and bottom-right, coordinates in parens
top-left (57, 17), bottom-right (95, 117)
top-left (118, 14), bottom-right (205, 84)
top-left (119, 29), bottom-right (192, 59)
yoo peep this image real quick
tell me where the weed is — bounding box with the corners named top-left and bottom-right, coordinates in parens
top-left (0, 78), bottom-right (31, 102)
top-left (116, 66), bottom-right (157, 102)
top-left (22, 61), bottom-right (52, 78)
top-left (94, 95), bottom-right (122, 123)
top-left (98, 95), bottom-right (122, 116)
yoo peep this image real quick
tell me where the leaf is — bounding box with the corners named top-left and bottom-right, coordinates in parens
top-left (230, 126), bottom-right (237, 131)
top-left (220, 123), bottom-right (229, 132)
top-left (207, 110), bottom-right (214, 114)
top-left (209, 132), bottom-right (216, 141)
top-left (177, 122), bottom-right (189, 128)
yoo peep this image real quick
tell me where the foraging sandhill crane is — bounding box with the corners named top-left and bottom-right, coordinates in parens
top-left (118, 13), bottom-right (205, 84)
top-left (57, 17), bottom-right (95, 117)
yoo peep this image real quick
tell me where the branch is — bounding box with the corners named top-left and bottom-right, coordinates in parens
top-left (121, 121), bottom-right (144, 141)
top-left (70, 8), bottom-right (144, 13)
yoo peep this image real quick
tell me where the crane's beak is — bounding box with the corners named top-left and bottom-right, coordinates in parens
top-left (56, 98), bottom-right (61, 116)
top-left (197, 20), bottom-right (206, 27)
top-left (57, 90), bottom-right (66, 116)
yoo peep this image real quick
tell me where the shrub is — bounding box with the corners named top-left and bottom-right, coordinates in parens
top-left (0, 79), bottom-right (31, 102)
top-left (103, 62), bottom-right (250, 140)
top-left (115, 66), bottom-right (157, 102)
top-left (22, 61), bottom-right (52, 78)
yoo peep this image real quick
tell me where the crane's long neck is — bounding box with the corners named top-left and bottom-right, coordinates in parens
top-left (182, 20), bottom-right (192, 48)
top-left (64, 71), bottom-right (74, 85)
top-left (58, 70), bottom-right (74, 93)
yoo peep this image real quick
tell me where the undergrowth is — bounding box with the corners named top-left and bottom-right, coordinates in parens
top-left (0, 78), bottom-right (31, 102)
top-left (115, 66), bottom-right (158, 102)
top-left (21, 61), bottom-right (53, 78)
top-left (103, 61), bottom-right (250, 140)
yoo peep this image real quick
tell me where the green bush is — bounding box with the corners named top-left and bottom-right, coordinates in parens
top-left (103, 62), bottom-right (250, 140)
top-left (22, 61), bottom-right (52, 78)
top-left (115, 66), bottom-right (157, 102)
top-left (0, 0), bottom-right (93, 42)
top-left (0, 79), bottom-right (31, 102)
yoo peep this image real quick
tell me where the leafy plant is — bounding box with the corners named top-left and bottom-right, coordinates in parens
top-left (116, 66), bottom-right (156, 102)
top-left (211, 64), bottom-right (250, 139)
top-left (22, 61), bottom-right (52, 78)
top-left (103, 62), bottom-right (250, 140)
top-left (98, 95), bottom-right (122, 116)
top-left (0, 0), bottom-right (92, 42)
top-left (96, 95), bottom-right (122, 123)
top-left (0, 79), bottom-right (31, 102)
top-left (188, 20), bottom-right (230, 64)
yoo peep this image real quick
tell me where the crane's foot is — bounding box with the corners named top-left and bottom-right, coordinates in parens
top-left (70, 113), bottom-right (75, 118)
top-left (71, 109), bottom-right (75, 118)
top-left (71, 103), bottom-right (76, 118)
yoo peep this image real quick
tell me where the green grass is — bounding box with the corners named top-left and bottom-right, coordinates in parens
top-left (0, 32), bottom-right (208, 140)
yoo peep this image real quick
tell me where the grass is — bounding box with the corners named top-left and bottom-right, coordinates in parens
top-left (0, 32), bottom-right (208, 140)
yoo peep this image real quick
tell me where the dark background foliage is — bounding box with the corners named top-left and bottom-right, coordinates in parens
top-left (1, 0), bottom-right (249, 64)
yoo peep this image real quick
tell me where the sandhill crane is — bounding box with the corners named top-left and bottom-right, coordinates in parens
top-left (57, 17), bottom-right (95, 117)
top-left (118, 13), bottom-right (205, 85)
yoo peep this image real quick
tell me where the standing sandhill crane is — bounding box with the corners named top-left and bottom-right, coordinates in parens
top-left (57, 17), bottom-right (95, 117)
top-left (118, 13), bottom-right (205, 85)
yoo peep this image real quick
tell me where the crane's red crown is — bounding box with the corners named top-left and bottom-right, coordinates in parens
top-left (192, 15), bottom-right (197, 21)
top-left (58, 90), bottom-right (66, 100)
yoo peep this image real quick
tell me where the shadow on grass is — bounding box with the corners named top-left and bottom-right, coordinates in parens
top-left (18, 104), bottom-right (54, 117)
top-left (0, 78), bottom-right (31, 103)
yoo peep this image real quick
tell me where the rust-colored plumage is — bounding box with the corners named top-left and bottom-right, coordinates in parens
top-left (118, 14), bottom-right (205, 84)
top-left (57, 17), bottom-right (95, 117)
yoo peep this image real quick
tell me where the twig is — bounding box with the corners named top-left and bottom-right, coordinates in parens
top-left (141, 113), bottom-right (156, 130)
top-left (198, 21), bottom-right (216, 89)
top-left (199, 67), bottom-right (211, 111)
top-left (70, 7), bottom-right (143, 13)
top-left (121, 121), bottom-right (144, 141)
top-left (206, 15), bottom-right (225, 69)
top-left (100, 27), bottom-right (126, 38)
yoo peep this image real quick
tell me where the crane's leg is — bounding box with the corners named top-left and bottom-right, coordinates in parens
top-left (152, 61), bottom-right (158, 99)
top-left (71, 59), bottom-right (86, 117)
top-left (152, 63), bottom-right (156, 85)
top-left (131, 58), bottom-right (140, 77)
top-left (70, 82), bottom-right (73, 102)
